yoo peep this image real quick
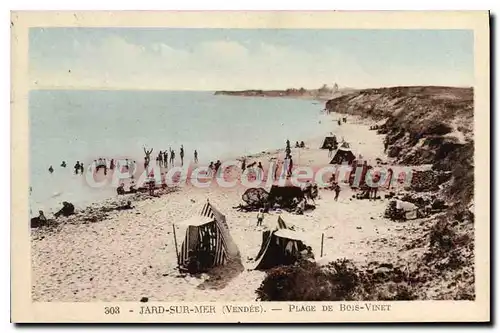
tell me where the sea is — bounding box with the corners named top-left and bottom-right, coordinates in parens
top-left (29, 90), bottom-right (329, 215)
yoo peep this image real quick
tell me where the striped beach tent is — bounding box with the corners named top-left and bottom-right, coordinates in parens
top-left (177, 200), bottom-right (239, 273)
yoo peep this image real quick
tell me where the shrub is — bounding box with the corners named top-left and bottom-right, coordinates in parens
top-left (255, 258), bottom-right (417, 301)
top-left (429, 217), bottom-right (456, 252)
top-left (255, 260), bottom-right (337, 301)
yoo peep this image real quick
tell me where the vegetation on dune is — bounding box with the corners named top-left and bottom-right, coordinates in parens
top-left (256, 258), bottom-right (418, 301)
top-left (256, 206), bottom-right (475, 301)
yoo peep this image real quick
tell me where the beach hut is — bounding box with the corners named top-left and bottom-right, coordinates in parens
top-left (252, 216), bottom-right (311, 270)
top-left (320, 136), bottom-right (337, 149)
top-left (176, 201), bottom-right (239, 273)
top-left (329, 147), bottom-right (356, 165)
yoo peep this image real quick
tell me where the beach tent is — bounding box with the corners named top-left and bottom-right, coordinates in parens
top-left (268, 184), bottom-right (304, 208)
top-left (329, 147), bottom-right (356, 165)
top-left (320, 136), bottom-right (337, 149)
top-left (252, 216), bottom-right (309, 270)
top-left (177, 201), bottom-right (239, 273)
top-left (395, 200), bottom-right (419, 220)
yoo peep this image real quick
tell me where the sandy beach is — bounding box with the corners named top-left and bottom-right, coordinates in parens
top-left (31, 110), bottom-right (420, 302)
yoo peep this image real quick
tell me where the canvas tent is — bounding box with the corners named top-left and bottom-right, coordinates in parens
top-left (268, 185), bottom-right (304, 208)
top-left (320, 136), bottom-right (337, 149)
top-left (329, 147), bottom-right (356, 165)
top-left (177, 201), bottom-right (239, 273)
top-left (252, 216), bottom-right (310, 270)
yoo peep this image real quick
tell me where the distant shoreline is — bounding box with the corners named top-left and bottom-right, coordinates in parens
top-left (214, 89), bottom-right (349, 102)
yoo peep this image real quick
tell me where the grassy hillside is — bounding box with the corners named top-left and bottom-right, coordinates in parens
top-left (326, 86), bottom-right (474, 205)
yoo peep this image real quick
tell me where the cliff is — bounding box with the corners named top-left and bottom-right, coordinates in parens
top-left (325, 86), bottom-right (474, 205)
top-left (254, 86), bottom-right (476, 302)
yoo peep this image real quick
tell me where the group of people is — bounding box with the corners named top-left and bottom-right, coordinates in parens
top-left (49, 145), bottom-right (200, 176)
top-left (208, 160), bottom-right (223, 176)
top-left (147, 146), bottom-right (199, 168)
top-left (337, 117), bottom-right (347, 126)
top-left (30, 201), bottom-right (75, 228)
top-left (48, 161), bottom-right (84, 174)
top-left (294, 141), bottom-right (306, 148)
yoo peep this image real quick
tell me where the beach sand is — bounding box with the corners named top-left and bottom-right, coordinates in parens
top-left (31, 113), bottom-right (417, 302)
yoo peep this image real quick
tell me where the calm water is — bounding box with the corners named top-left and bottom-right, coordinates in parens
top-left (29, 90), bottom-right (328, 214)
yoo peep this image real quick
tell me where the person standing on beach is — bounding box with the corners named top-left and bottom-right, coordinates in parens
top-left (208, 162), bottom-right (214, 177)
top-left (334, 183), bottom-right (341, 201)
top-left (257, 162), bottom-right (264, 180)
top-left (48, 165), bottom-right (54, 174)
top-left (274, 160), bottom-right (280, 180)
top-left (384, 137), bottom-right (389, 153)
top-left (214, 160), bottom-right (222, 177)
top-left (194, 150), bottom-right (198, 163)
top-left (256, 209), bottom-right (265, 227)
top-left (180, 145), bottom-right (184, 166)
top-left (280, 157), bottom-right (288, 179)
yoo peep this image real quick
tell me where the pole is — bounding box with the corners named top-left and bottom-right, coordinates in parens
top-left (172, 224), bottom-right (180, 267)
top-left (320, 233), bottom-right (324, 257)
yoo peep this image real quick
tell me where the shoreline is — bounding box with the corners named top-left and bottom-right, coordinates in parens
top-left (30, 87), bottom-right (476, 302)
top-left (30, 106), bottom-right (335, 217)
top-left (31, 108), bottom-right (409, 302)
top-left (215, 93), bottom-right (332, 102)
top-left (30, 109), bottom-right (390, 225)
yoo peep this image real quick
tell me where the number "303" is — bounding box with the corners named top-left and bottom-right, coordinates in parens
top-left (104, 306), bottom-right (120, 315)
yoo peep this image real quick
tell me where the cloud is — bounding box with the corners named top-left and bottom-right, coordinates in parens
top-left (29, 34), bottom-right (472, 91)
top-left (199, 40), bottom-right (248, 59)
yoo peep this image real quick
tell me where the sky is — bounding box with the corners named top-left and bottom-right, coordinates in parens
top-left (29, 28), bottom-right (474, 91)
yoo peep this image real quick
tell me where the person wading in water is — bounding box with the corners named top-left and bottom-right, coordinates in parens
top-left (163, 150), bottom-right (168, 168)
top-left (170, 150), bottom-right (175, 166)
top-left (74, 161), bottom-right (80, 175)
top-left (143, 147), bottom-right (153, 165)
top-left (157, 151), bottom-right (163, 167)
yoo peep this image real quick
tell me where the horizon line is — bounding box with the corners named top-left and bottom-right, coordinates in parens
top-left (29, 84), bottom-right (473, 92)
